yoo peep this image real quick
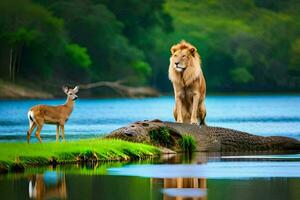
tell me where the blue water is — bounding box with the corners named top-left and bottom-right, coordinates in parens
top-left (1, 95), bottom-right (300, 199)
top-left (0, 95), bottom-right (300, 142)
top-left (109, 161), bottom-right (300, 178)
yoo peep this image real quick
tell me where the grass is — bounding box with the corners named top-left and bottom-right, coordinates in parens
top-left (180, 134), bottom-right (197, 153)
top-left (0, 139), bottom-right (160, 173)
top-left (149, 127), bottom-right (173, 147)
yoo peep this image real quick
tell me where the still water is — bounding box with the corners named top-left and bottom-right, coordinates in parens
top-left (0, 95), bottom-right (300, 142)
top-left (1, 95), bottom-right (300, 199)
top-left (1, 153), bottom-right (300, 200)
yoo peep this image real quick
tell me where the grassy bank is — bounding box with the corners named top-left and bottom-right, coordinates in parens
top-left (0, 139), bottom-right (160, 173)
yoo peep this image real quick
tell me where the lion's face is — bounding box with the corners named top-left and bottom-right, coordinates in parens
top-left (170, 42), bottom-right (197, 73)
top-left (170, 49), bottom-right (190, 72)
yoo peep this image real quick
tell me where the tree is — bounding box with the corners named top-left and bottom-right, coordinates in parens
top-left (0, 0), bottom-right (91, 83)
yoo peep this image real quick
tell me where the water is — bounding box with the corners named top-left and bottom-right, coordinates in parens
top-left (0, 95), bottom-right (300, 142)
top-left (1, 153), bottom-right (300, 200)
top-left (1, 95), bottom-right (300, 199)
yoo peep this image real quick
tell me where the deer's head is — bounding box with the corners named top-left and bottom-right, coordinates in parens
top-left (62, 85), bottom-right (79, 101)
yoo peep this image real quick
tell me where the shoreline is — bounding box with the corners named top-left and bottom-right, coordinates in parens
top-left (0, 139), bottom-right (161, 174)
top-left (1, 80), bottom-right (300, 100)
top-left (1, 93), bottom-right (300, 101)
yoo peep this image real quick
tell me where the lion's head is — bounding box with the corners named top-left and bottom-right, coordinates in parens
top-left (169, 40), bottom-right (198, 73)
top-left (169, 40), bottom-right (202, 86)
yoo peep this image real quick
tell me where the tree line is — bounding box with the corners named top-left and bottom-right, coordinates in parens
top-left (0, 0), bottom-right (299, 94)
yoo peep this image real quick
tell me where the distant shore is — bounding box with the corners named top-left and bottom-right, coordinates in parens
top-left (0, 80), bottom-right (54, 99)
top-left (1, 80), bottom-right (300, 100)
top-left (0, 80), bottom-right (160, 99)
top-left (0, 139), bottom-right (160, 174)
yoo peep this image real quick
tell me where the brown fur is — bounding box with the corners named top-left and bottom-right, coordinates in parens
top-left (168, 41), bottom-right (206, 125)
top-left (27, 86), bottom-right (79, 143)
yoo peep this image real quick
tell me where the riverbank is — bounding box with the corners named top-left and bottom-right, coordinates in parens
top-left (2, 80), bottom-right (300, 100)
top-left (0, 80), bottom-right (53, 99)
top-left (0, 80), bottom-right (160, 99)
top-left (0, 139), bottom-right (160, 174)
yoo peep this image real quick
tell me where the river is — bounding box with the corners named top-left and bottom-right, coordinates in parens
top-left (0, 95), bottom-right (300, 141)
top-left (0, 95), bottom-right (300, 199)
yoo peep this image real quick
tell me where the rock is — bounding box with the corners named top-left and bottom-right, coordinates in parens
top-left (106, 120), bottom-right (300, 153)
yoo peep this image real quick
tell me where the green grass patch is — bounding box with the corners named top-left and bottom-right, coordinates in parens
top-left (180, 134), bottom-right (197, 153)
top-left (149, 127), bottom-right (173, 147)
top-left (0, 139), bottom-right (160, 173)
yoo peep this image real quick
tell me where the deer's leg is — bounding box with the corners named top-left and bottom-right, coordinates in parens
top-left (27, 123), bottom-right (37, 144)
top-left (35, 124), bottom-right (43, 143)
top-left (61, 125), bottom-right (66, 142)
top-left (56, 124), bottom-right (60, 142)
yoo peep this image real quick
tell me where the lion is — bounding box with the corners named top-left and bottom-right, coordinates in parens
top-left (168, 40), bottom-right (206, 125)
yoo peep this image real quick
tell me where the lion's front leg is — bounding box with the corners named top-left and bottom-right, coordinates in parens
top-left (175, 93), bottom-right (183, 123)
top-left (191, 92), bottom-right (200, 125)
top-left (199, 100), bottom-right (207, 126)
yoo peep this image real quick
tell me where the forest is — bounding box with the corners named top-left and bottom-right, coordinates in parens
top-left (0, 0), bottom-right (300, 96)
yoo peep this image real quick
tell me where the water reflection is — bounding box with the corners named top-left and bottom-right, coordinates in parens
top-left (1, 153), bottom-right (300, 199)
top-left (153, 177), bottom-right (207, 200)
top-left (28, 171), bottom-right (67, 199)
top-left (156, 152), bottom-right (213, 164)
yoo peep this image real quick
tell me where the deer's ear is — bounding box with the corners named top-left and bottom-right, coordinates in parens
top-left (62, 85), bottom-right (69, 94)
top-left (73, 86), bottom-right (79, 93)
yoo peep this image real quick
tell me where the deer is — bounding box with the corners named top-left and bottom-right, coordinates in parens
top-left (27, 85), bottom-right (79, 143)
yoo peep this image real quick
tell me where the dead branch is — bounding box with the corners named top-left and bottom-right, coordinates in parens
top-left (79, 80), bottom-right (160, 98)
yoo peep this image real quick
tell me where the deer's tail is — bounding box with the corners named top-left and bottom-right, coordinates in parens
top-left (27, 110), bottom-right (35, 128)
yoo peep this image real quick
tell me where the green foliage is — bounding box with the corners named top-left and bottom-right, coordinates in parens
top-left (133, 61), bottom-right (152, 77)
top-left (65, 43), bottom-right (91, 68)
top-left (0, 0), bottom-right (69, 80)
top-left (164, 0), bottom-right (300, 91)
top-left (7, 28), bottom-right (39, 45)
top-left (1, 0), bottom-right (300, 93)
top-left (230, 67), bottom-right (254, 84)
top-left (131, 61), bottom-right (152, 84)
top-left (149, 127), bottom-right (173, 147)
top-left (290, 38), bottom-right (300, 72)
top-left (180, 134), bottom-right (196, 153)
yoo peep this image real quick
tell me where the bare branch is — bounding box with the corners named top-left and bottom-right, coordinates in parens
top-left (79, 80), bottom-right (160, 98)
